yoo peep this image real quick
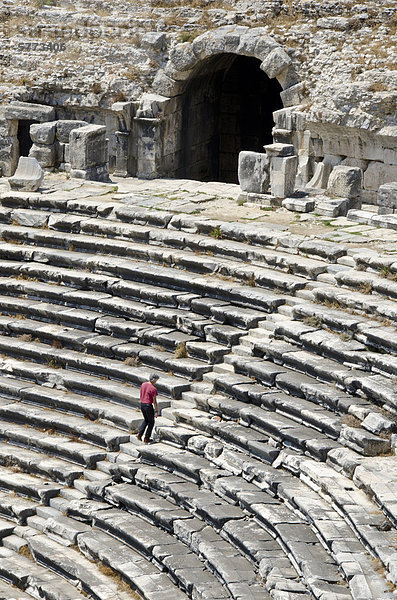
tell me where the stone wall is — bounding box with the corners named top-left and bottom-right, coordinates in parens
top-left (274, 109), bottom-right (397, 202)
top-left (0, 0), bottom-right (396, 187)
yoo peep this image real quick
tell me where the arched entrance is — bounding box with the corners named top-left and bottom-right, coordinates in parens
top-left (134, 27), bottom-right (302, 181)
top-left (180, 54), bottom-right (283, 183)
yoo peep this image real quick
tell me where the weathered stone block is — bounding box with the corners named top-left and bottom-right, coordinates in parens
top-left (260, 47), bottom-right (291, 79)
top-left (169, 42), bottom-right (197, 72)
top-left (30, 121), bottom-right (56, 145)
top-left (29, 143), bottom-right (56, 168)
top-left (346, 209), bottom-right (373, 224)
top-left (56, 120), bottom-right (88, 144)
top-left (282, 197), bottom-right (315, 212)
top-left (269, 155), bottom-right (298, 199)
top-left (70, 164), bottom-right (109, 181)
top-left (377, 182), bottom-right (397, 215)
top-left (237, 30), bottom-right (275, 56)
top-left (264, 143), bottom-right (295, 158)
top-left (238, 151), bottom-right (269, 194)
top-left (280, 82), bottom-right (305, 107)
top-left (69, 125), bottom-right (108, 170)
top-left (192, 29), bottom-right (227, 59)
top-left (316, 197), bottom-right (348, 217)
top-left (152, 70), bottom-right (183, 97)
top-left (371, 213), bottom-right (397, 230)
top-left (307, 155), bottom-right (342, 190)
top-left (363, 161), bottom-right (397, 191)
top-left (327, 166), bottom-right (362, 200)
top-left (4, 101), bottom-right (55, 122)
top-left (141, 31), bottom-right (167, 51)
top-left (8, 157), bottom-right (44, 191)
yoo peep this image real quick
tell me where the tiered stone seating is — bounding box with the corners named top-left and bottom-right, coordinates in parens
top-left (0, 186), bottom-right (395, 599)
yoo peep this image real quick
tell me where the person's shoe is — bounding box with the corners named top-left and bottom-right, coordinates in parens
top-left (144, 438), bottom-right (153, 444)
top-left (136, 433), bottom-right (142, 441)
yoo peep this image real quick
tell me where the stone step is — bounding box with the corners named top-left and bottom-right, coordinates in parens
top-left (0, 270), bottom-right (266, 349)
top-left (352, 457), bottom-right (397, 529)
top-left (0, 546), bottom-right (87, 600)
top-left (0, 442), bottom-right (83, 485)
top-left (0, 402), bottom-right (131, 451)
top-left (0, 374), bottom-right (144, 432)
top-left (24, 533), bottom-right (135, 599)
top-left (164, 407), bottom-right (281, 464)
top-left (0, 420), bottom-right (107, 468)
top-left (175, 396), bottom-right (341, 461)
top-left (134, 445), bottom-right (358, 599)
top-left (0, 223), bottom-right (309, 296)
top-left (0, 313), bottom-right (213, 381)
top-left (0, 577), bottom-right (34, 599)
top-left (0, 242), bottom-right (288, 312)
top-left (150, 434), bottom-right (394, 598)
top-left (78, 528), bottom-right (190, 600)
top-left (89, 506), bottom-right (239, 598)
top-left (119, 465), bottom-right (300, 598)
top-left (0, 490), bottom-right (37, 523)
top-left (246, 320), bottom-right (397, 416)
top-left (334, 268), bottom-right (397, 301)
top-left (0, 465), bottom-right (61, 502)
top-left (185, 340), bottom-right (230, 364)
top-left (1, 200), bottom-right (349, 266)
top-left (311, 283), bottom-right (397, 323)
top-left (0, 334), bottom-right (189, 399)
top-left (280, 453), bottom-right (397, 594)
top-left (0, 211), bottom-right (335, 284)
top-left (6, 493), bottom-right (190, 599)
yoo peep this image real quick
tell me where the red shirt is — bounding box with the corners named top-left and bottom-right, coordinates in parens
top-left (140, 381), bottom-right (158, 405)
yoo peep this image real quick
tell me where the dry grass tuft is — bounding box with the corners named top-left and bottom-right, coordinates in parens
top-left (359, 282), bottom-right (373, 295)
top-left (342, 414), bottom-right (361, 428)
top-left (124, 356), bottom-right (141, 367)
top-left (174, 341), bottom-right (188, 359)
top-left (19, 334), bottom-right (32, 342)
top-left (303, 315), bottom-right (322, 328)
top-left (98, 562), bottom-right (140, 596)
top-left (19, 544), bottom-right (33, 559)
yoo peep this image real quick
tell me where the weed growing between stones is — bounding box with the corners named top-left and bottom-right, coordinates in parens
top-left (210, 225), bottom-right (222, 239)
top-left (380, 265), bottom-right (397, 281)
top-left (47, 357), bottom-right (60, 368)
top-left (323, 298), bottom-right (342, 310)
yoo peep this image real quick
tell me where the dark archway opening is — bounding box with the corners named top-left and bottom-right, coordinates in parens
top-left (180, 54), bottom-right (283, 183)
top-left (17, 120), bottom-right (37, 157)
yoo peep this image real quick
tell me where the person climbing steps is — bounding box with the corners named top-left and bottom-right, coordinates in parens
top-left (137, 373), bottom-right (159, 444)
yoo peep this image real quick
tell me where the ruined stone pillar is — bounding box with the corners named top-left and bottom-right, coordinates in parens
top-left (113, 131), bottom-right (130, 178)
top-left (264, 143), bottom-right (298, 199)
top-left (135, 117), bottom-right (163, 179)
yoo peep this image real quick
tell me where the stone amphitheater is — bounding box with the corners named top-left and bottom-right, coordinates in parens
top-left (0, 0), bottom-right (397, 598)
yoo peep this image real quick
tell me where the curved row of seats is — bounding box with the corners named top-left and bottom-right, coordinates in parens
top-left (0, 186), bottom-right (395, 599)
